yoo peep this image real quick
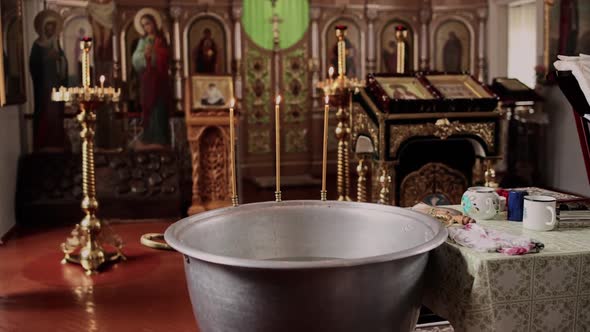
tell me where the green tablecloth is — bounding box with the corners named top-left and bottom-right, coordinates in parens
top-left (424, 207), bottom-right (590, 331)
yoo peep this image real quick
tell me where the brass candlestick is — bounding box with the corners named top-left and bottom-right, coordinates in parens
top-left (356, 156), bottom-right (368, 202)
top-left (378, 166), bottom-right (391, 205)
top-left (355, 136), bottom-right (374, 203)
top-left (52, 38), bottom-right (124, 275)
top-left (316, 25), bottom-right (364, 202)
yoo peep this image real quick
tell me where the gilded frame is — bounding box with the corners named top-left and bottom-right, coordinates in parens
top-left (375, 76), bottom-right (435, 100)
top-left (425, 74), bottom-right (493, 99)
top-left (191, 75), bottom-right (234, 109)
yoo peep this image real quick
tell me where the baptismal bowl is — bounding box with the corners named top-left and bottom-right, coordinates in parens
top-left (164, 200), bottom-right (447, 332)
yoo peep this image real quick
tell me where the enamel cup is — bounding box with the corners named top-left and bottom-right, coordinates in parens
top-left (523, 195), bottom-right (557, 231)
top-left (461, 186), bottom-right (500, 220)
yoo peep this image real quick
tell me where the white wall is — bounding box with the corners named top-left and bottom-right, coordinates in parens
top-left (543, 86), bottom-right (590, 197)
top-left (0, 106), bottom-right (21, 237)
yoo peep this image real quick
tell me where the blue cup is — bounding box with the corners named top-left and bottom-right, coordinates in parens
top-left (507, 190), bottom-right (528, 221)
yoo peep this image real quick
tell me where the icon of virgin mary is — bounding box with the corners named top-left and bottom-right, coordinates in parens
top-left (29, 10), bottom-right (69, 152)
top-left (131, 8), bottom-right (171, 150)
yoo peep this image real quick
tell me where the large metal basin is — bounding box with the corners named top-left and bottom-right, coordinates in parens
top-left (164, 200), bottom-right (447, 332)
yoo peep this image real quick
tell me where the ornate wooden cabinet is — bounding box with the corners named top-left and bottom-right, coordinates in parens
top-left (352, 73), bottom-right (501, 206)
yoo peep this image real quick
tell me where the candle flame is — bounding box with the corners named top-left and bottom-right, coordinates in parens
top-left (275, 95), bottom-right (281, 105)
top-left (328, 66), bottom-right (334, 77)
top-left (230, 98), bottom-right (235, 108)
top-left (99, 75), bottom-right (105, 84)
top-left (324, 95), bottom-right (329, 104)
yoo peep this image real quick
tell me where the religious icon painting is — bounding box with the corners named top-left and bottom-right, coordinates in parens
top-left (425, 75), bottom-right (493, 99)
top-left (379, 20), bottom-right (415, 73)
top-left (30, 9), bottom-right (69, 151)
top-left (375, 77), bottom-right (434, 100)
top-left (187, 17), bottom-right (227, 75)
top-left (325, 19), bottom-right (362, 78)
top-left (128, 8), bottom-right (173, 149)
top-left (434, 20), bottom-right (471, 73)
top-left (63, 16), bottom-right (94, 87)
top-left (1, 0), bottom-right (26, 105)
top-left (192, 75), bottom-right (233, 109)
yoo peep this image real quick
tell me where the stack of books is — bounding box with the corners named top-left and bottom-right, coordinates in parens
top-left (508, 187), bottom-right (590, 228)
top-left (558, 201), bottom-right (590, 228)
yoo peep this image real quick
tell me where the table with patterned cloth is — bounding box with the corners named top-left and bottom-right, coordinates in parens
top-left (423, 207), bottom-right (590, 332)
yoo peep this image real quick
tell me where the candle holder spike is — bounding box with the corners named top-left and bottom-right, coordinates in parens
top-left (52, 38), bottom-right (124, 275)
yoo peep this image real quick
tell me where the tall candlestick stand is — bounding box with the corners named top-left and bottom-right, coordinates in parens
top-left (52, 38), bottom-right (124, 275)
top-left (316, 25), bottom-right (364, 201)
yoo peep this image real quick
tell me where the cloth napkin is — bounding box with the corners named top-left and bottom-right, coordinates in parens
top-left (554, 54), bottom-right (590, 107)
top-left (448, 223), bottom-right (544, 255)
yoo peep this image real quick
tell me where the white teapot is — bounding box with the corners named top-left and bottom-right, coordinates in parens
top-left (461, 186), bottom-right (500, 220)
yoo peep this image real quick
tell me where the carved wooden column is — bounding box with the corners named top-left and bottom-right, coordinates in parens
top-left (476, 7), bottom-right (488, 83)
top-left (419, 0), bottom-right (432, 71)
top-left (171, 6), bottom-right (183, 112)
top-left (366, 5), bottom-right (378, 73)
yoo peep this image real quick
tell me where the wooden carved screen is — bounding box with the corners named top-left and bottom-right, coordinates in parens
top-left (242, 36), bottom-right (311, 179)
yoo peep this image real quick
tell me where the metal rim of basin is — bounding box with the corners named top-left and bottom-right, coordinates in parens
top-left (164, 200), bottom-right (448, 270)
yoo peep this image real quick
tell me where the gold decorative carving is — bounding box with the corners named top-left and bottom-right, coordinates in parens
top-left (389, 119), bottom-right (495, 158)
top-left (356, 156), bottom-right (369, 202)
top-left (285, 128), bottom-right (308, 153)
top-left (400, 162), bottom-right (467, 207)
top-left (351, 103), bottom-right (379, 154)
top-left (187, 124), bottom-right (231, 214)
top-left (198, 127), bottom-right (228, 202)
top-left (378, 164), bottom-right (391, 205)
top-left (248, 130), bottom-right (271, 154)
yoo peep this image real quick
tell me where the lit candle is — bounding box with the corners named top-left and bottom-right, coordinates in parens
top-left (229, 98), bottom-right (237, 206)
top-left (275, 94), bottom-right (281, 201)
top-left (328, 66), bottom-right (334, 80)
top-left (99, 75), bottom-right (105, 93)
top-left (321, 95), bottom-right (330, 201)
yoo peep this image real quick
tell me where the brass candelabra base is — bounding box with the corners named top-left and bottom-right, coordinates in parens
top-left (60, 216), bottom-right (126, 275)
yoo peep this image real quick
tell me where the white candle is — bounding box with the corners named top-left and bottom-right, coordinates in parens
top-left (322, 95), bottom-right (330, 194)
top-left (99, 75), bottom-right (105, 94)
top-left (275, 95), bottom-right (281, 195)
top-left (229, 98), bottom-right (237, 201)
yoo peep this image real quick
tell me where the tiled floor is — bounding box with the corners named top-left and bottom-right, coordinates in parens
top-left (0, 221), bottom-right (452, 332)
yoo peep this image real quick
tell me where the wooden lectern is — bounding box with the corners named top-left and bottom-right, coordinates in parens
top-left (184, 77), bottom-right (236, 214)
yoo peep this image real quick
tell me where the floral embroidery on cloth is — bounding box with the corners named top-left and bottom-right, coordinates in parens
top-left (448, 223), bottom-right (544, 255)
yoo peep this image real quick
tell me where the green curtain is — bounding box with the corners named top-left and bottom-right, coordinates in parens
top-left (242, 0), bottom-right (309, 50)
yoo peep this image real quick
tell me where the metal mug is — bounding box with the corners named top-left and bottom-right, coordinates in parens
top-left (507, 190), bottom-right (528, 222)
